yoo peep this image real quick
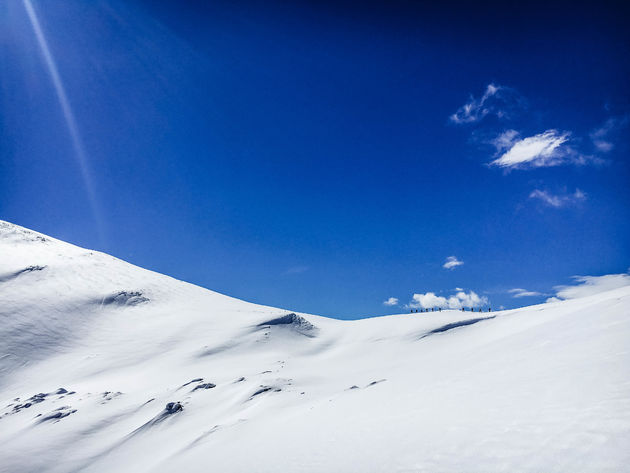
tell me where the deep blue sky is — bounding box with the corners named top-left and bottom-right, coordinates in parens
top-left (1, 0), bottom-right (628, 318)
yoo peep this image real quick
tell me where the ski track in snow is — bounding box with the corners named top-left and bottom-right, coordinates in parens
top-left (0, 220), bottom-right (629, 472)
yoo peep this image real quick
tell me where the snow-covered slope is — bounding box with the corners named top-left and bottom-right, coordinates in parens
top-left (1, 220), bottom-right (629, 473)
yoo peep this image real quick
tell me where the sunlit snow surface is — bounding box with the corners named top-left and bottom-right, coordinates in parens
top-left (0, 220), bottom-right (629, 472)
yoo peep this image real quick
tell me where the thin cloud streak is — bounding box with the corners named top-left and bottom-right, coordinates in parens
top-left (589, 116), bottom-right (628, 152)
top-left (547, 272), bottom-right (630, 302)
top-left (509, 288), bottom-right (543, 298)
top-left (443, 256), bottom-right (464, 270)
top-left (450, 83), bottom-right (524, 124)
top-left (529, 189), bottom-right (586, 208)
top-left (283, 265), bottom-right (309, 275)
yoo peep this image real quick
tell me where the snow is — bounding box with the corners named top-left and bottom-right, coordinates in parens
top-left (1, 219), bottom-right (629, 472)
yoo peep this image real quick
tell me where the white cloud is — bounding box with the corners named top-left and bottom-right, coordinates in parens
top-left (529, 188), bottom-right (586, 208)
top-left (443, 256), bottom-right (464, 270)
top-left (490, 129), bottom-right (520, 152)
top-left (450, 83), bottom-right (522, 124)
top-left (590, 116), bottom-right (628, 152)
top-left (590, 119), bottom-right (614, 152)
top-left (592, 139), bottom-right (613, 153)
top-left (453, 88), bottom-right (622, 171)
top-left (408, 290), bottom-right (488, 309)
top-left (490, 129), bottom-right (572, 169)
top-left (509, 288), bottom-right (543, 298)
top-left (548, 273), bottom-right (630, 302)
top-left (383, 297), bottom-right (399, 306)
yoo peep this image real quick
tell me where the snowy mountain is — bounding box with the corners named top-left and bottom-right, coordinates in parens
top-left (1, 220), bottom-right (629, 472)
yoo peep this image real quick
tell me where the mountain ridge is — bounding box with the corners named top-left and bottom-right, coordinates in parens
top-left (0, 220), bottom-right (628, 472)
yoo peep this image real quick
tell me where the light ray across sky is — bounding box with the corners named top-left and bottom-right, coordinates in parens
top-left (22, 0), bottom-right (104, 241)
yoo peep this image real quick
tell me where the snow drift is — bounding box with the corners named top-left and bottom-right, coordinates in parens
top-left (0, 220), bottom-right (629, 472)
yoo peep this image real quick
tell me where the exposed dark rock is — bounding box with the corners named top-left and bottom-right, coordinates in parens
top-left (0, 266), bottom-right (47, 283)
top-left (249, 385), bottom-right (282, 400)
top-left (366, 379), bottom-right (387, 387)
top-left (10, 391), bottom-right (53, 414)
top-left (38, 406), bottom-right (77, 423)
top-left (252, 386), bottom-right (273, 397)
top-left (12, 402), bottom-right (32, 412)
top-left (421, 316), bottom-right (496, 338)
top-left (181, 378), bottom-right (203, 388)
top-left (165, 402), bottom-right (183, 414)
top-left (100, 391), bottom-right (123, 403)
top-left (257, 313), bottom-right (317, 337)
top-left (102, 291), bottom-right (149, 306)
top-left (192, 383), bottom-right (216, 391)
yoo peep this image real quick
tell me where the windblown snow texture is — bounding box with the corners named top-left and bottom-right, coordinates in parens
top-left (0, 220), bottom-right (629, 473)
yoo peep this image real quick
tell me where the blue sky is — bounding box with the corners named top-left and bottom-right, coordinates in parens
top-left (1, 0), bottom-right (629, 318)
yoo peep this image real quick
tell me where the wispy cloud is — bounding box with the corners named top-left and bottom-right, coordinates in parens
top-left (383, 297), bottom-right (399, 306)
top-left (443, 256), bottom-right (464, 270)
top-left (408, 290), bottom-right (488, 309)
top-left (590, 116), bottom-right (628, 152)
top-left (490, 129), bottom-right (520, 152)
top-left (450, 83), bottom-right (523, 124)
top-left (489, 118), bottom-right (625, 170)
top-left (508, 288), bottom-right (543, 298)
top-left (529, 188), bottom-right (586, 208)
top-left (453, 85), bottom-right (624, 171)
top-left (489, 129), bottom-right (574, 169)
top-left (283, 265), bottom-right (309, 275)
top-left (547, 272), bottom-right (630, 302)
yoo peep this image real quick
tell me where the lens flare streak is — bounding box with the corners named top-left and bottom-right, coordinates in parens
top-left (22, 0), bottom-right (103, 239)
